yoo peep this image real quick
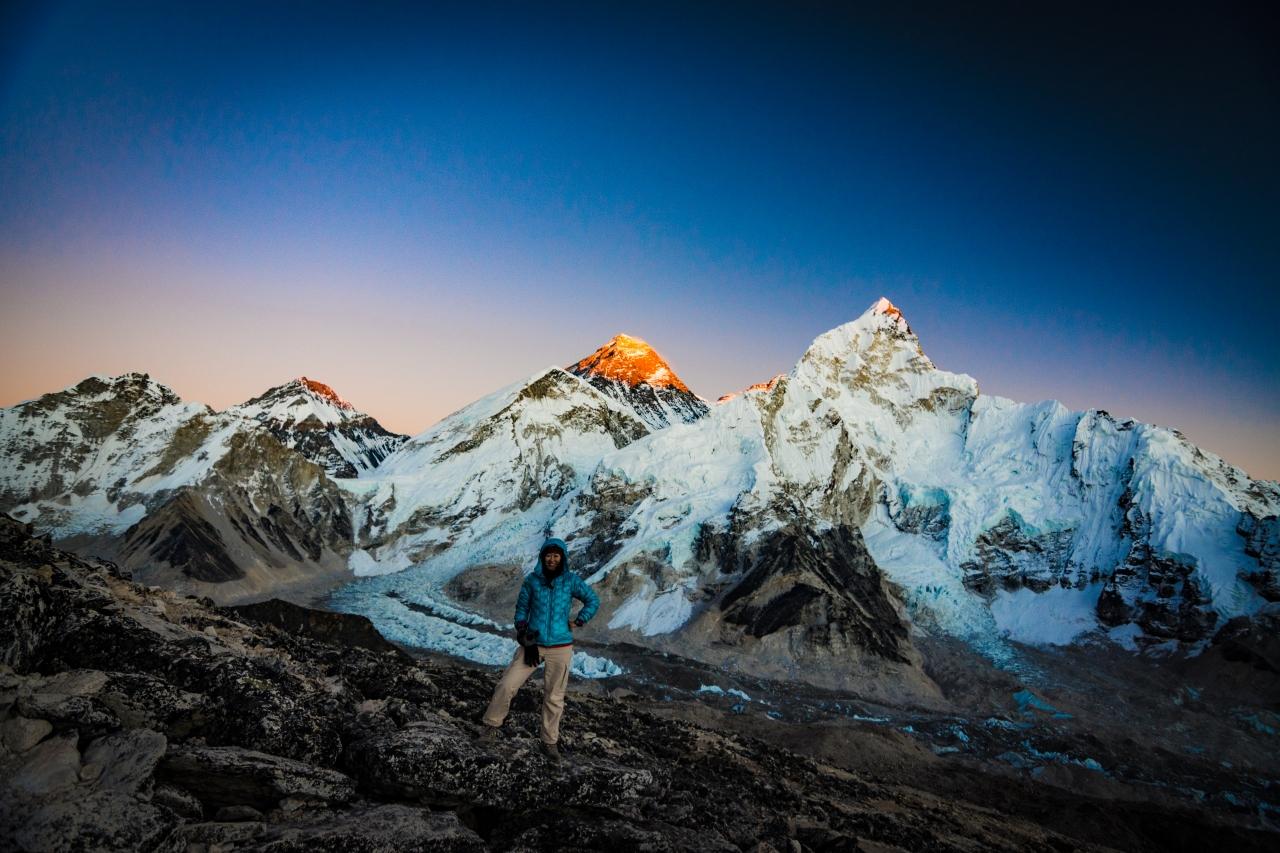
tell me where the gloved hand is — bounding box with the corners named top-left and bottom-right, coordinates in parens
top-left (516, 622), bottom-right (540, 666)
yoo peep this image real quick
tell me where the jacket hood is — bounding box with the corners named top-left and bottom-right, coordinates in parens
top-left (537, 537), bottom-right (569, 577)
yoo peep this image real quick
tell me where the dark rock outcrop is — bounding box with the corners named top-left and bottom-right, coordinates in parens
top-left (887, 484), bottom-right (951, 540)
top-left (227, 597), bottom-right (403, 654)
top-left (1238, 512), bottom-right (1280, 601)
top-left (960, 509), bottom-right (1076, 595)
top-left (158, 744), bottom-right (356, 808)
top-left (719, 523), bottom-right (911, 664)
top-left (1209, 606), bottom-right (1280, 674)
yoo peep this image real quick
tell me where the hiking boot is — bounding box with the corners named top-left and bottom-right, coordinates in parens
top-left (476, 724), bottom-right (500, 742)
top-left (540, 741), bottom-right (561, 763)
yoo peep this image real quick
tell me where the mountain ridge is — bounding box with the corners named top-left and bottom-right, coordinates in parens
top-left (2, 297), bottom-right (1277, 688)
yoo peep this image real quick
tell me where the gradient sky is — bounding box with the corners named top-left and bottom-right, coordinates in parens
top-left (2, 1), bottom-right (1277, 478)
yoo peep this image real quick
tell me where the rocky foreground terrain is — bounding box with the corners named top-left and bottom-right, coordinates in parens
top-left (2, 513), bottom-right (1276, 852)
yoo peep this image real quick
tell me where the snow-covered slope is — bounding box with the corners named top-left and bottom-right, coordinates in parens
top-left (0, 373), bottom-right (244, 539)
top-left (568, 334), bottom-right (709, 429)
top-left (715, 374), bottom-right (783, 404)
top-left (0, 373), bottom-right (356, 603)
top-left (344, 366), bottom-right (650, 575)
top-left (230, 376), bottom-right (407, 478)
top-left (540, 297), bottom-right (1280, 659)
top-left (7, 297), bottom-right (1275, 684)
top-left (344, 297), bottom-right (1277, 681)
top-left (323, 367), bottom-right (650, 679)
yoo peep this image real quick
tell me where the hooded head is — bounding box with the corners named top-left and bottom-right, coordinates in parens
top-left (537, 537), bottom-right (569, 585)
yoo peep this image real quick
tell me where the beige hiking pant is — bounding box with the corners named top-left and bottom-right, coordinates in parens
top-left (481, 644), bottom-right (573, 744)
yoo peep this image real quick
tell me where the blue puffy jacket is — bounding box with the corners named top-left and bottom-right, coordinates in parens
top-left (514, 537), bottom-right (599, 647)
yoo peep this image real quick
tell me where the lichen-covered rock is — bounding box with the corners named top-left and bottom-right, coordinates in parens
top-left (158, 744), bottom-right (356, 809)
top-left (16, 689), bottom-right (121, 738)
top-left (342, 715), bottom-right (663, 818)
top-left (83, 728), bottom-right (167, 797)
top-left (1, 716), bottom-right (52, 753)
top-left (7, 731), bottom-right (82, 797)
top-left (152, 782), bottom-right (204, 819)
top-left (11, 790), bottom-right (177, 853)
top-left (175, 803), bottom-right (486, 852)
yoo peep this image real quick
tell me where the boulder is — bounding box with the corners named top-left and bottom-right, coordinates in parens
top-left (83, 728), bottom-right (167, 797)
top-left (1, 716), bottom-right (52, 753)
top-left (342, 715), bottom-right (664, 818)
top-left (158, 744), bottom-right (356, 809)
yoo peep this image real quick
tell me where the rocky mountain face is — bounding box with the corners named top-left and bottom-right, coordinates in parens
top-left (347, 367), bottom-right (651, 580)
top-left (230, 377), bottom-right (408, 478)
top-left (117, 427), bottom-right (356, 604)
top-left (0, 374), bottom-right (357, 605)
top-left (567, 298), bottom-right (1280, 657)
top-left (0, 373), bottom-right (217, 534)
top-left (342, 298), bottom-right (1280, 695)
top-left (1, 514), bottom-right (1181, 853)
top-left (3, 297), bottom-right (1277, 692)
top-left (568, 334), bottom-right (709, 430)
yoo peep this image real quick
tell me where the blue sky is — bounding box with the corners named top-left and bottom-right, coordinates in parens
top-left (2, 1), bottom-right (1277, 477)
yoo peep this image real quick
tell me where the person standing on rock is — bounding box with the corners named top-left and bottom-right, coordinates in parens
top-left (478, 537), bottom-right (599, 762)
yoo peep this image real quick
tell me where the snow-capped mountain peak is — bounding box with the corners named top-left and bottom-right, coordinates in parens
top-left (231, 377), bottom-right (407, 478)
top-left (568, 333), bottom-right (692, 393)
top-left (869, 295), bottom-right (907, 324)
top-left (296, 376), bottom-right (356, 411)
top-left (234, 377), bottom-right (359, 424)
top-left (801, 296), bottom-right (920, 363)
top-left (69, 372), bottom-right (187, 408)
top-left (791, 296), bottom-right (970, 419)
top-left (568, 334), bottom-right (710, 430)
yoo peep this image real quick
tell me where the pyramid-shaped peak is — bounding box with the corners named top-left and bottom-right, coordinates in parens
top-left (855, 296), bottom-right (911, 333)
top-left (236, 376), bottom-right (356, 413)
top-left (607, 333), bottom-right (656, 354)
top-left (869, 296), bottom-right (903, 320)
top-left (797, 296), bottom-right (926, 370)
top-left (295, 376), bottom-right (355, 411)
top-left (568, 334), bottom-right (692, 393)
